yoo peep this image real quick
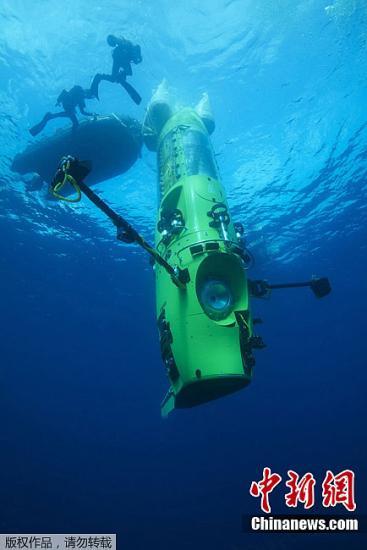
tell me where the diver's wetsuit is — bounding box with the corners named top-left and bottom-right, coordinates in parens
top-left (29, 85), bottom-right (94, 137)
top-left (91, 36), bottom-right (142, 105)
top-left (111, 37), bottom-right (136, 78)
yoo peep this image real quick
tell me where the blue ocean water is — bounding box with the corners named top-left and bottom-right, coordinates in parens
top-left (0, 0), bottom-right (366, 548)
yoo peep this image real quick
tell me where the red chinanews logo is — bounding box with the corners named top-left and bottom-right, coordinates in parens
top-left (250, 468), bottom-right (356, 513)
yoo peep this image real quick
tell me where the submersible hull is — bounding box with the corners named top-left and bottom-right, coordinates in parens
top-left (153, 108), bottom-right (255, 416)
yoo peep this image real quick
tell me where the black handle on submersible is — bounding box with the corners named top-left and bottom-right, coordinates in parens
top-left (249, 277), bottom-right (331, 299)
top-left (76, 180), bottom-right (187, 289)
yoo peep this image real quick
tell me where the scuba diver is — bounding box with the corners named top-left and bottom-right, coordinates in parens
top-left (29, 85), bottom-right (96, 137)
top-left (91, 35), bottom-right (142, 105)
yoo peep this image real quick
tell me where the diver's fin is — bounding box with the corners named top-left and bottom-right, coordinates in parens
top-left (29, 114), bottom-right (50, 136)
top-left (160, 390), bottom-right (175, 418)
top-left (120, 81), bottom-right (142, 105)
top-left (29, 122), bottom-right (44, 136)
top-left (90, 75), bottom-right (101, 101)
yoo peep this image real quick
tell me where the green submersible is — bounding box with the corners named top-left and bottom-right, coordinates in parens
top-left (45, 83), bottom-right (331, 417)
top-left (143, 84), bottom-right (260, 416)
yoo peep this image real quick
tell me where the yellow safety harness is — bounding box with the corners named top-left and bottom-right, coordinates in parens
top-left (51, 160), bottom-right (82, 203)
